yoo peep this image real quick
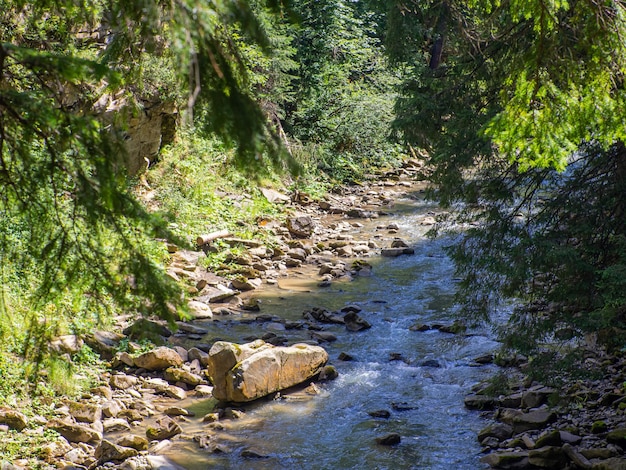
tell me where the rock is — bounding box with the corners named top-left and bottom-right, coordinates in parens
top-left (478, 423), bottom-right (514, 442)
top-left (562, 444), bottom-right (592, 470)
top-left (47, 419), bottom-right (102, 444)
top-left (188, 348), bottom-right (210, 367)
top-left (95, 439), bottom-right (138, 464)
top-left (110, 373), bottom-right (138, 390)
top-left (535, 430), bottom-right (561, 448)
top-left (68, 402), bottom-right (101, 424)
top-left (480, 451), bottom-right (529, 469)
top-left (187, 301), bottom-right (213, 319)
top-left (112, 351), bottom-right (135, 368)
top-left (241, 449), bottom-right (269, 459)
top-left (0, 408), bottom-right (28, 431)
top-left (528, 446), bottom-right (566, 468)
top-left (317, 365), bottom-right (339, 381)
top-left (146, 416), bottom-right (182, 441)
top-left (84, 331), bottom-right (126, 359)
top-left (390, 239), bottom-right (409, 248)
top-left (123, 318), bottom-right (172, 340)
top-left (133, 347), bottom-right (183, 371)
top-left (375, 433), bottom-right (401, 446)
top-left (591, 457), bottom-right (626, 470)
top-left (195, 284), bottom-right (237, 303)
top-left (286, 216), bottom-right (315, 238)
top-left (347, 209), bottom-right (378, 219)
top-left (103, 418), bottom-right (132, 432)
top-left (231, 277), bottom-right (262, 291)
top-left (409, 323), bottom-right (431, 332)
top-left (101, 401), bottom-right (123, 418)
top-left (343, 312), bottom-right (371, 332)
top-left (163, 406), bottom-right (193, 417)
top-left (117, 435), bottom-right (149, 451)
top-left (49, 335), bottom-right (84, 355)
top-left (287, 248), bottom-right (308, 261)
top-left (417, 359), bottom-right (441, 368)
top-left (381, 247), bottom-right (414, 257)
top-left (464, 394), bottom-right (497, 410)
top-left (310, 331), bottom-right (338, 343)
top-left (163, 367), bottom-right (203, 386)
top-left (607, 427), bottom-right (626, 446)
top-left (195, 385), bottom-right (214, 397)
top-left (368, 410), bottom-right (391, 419)
top-left (511, 410), bottom-right (556, 434)
top-left (207, 340), bottom-right (328, 402)
top-left (521, 387), bottom-right (556, 409)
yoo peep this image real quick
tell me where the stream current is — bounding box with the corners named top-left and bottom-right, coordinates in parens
top-left (164, 188), bottom-right (497, 469)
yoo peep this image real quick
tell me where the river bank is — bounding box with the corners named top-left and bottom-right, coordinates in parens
top-left (3, 160), bottom-right (625, 469)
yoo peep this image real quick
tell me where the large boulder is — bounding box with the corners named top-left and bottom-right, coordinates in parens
top-left (207, 340), bottom-right (328, 402)
top-left (133, 347), bottom-right (183, 371)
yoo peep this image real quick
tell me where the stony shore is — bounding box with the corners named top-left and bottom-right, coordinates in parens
top-left (2, 160), bottom-right (625, 469)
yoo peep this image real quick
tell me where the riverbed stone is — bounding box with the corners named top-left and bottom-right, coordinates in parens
top-left (187, 300), bottom-right (213, 319)
top-left (344, 311), bottom-right (371, 331)
top-left (481, 451), bottom-right (529, 469)
top-left (163, 367), bottom-right (203, 386)
top-left (95, 439), bottom-right (138, 463)
top-left (375, 433), bottom-right (401, 445)
top-left (286, 215), bottom-right (315, 238)
top-left (478, 422), bottom-right (514, 442)
top-left (146, 416), bottom-right (182, 441)
top-left (69, 402), bottom-right (101, 424)
top-left (47, 419), bottom-right (102, 444)
top-left (133, 347), bottom-right (183, 371)
top-left (117, 434), bottom-right (149, 451)
top-left (110, 373), bottom-right (138, 390)
top-left (0, 407), bottom-right (28, 431)
top-left (207, 340), bottom-right (328, 402)
top-left (528, 446), bottom-right (566, 468)
top-left (511, 410), bottom-right (557, 434)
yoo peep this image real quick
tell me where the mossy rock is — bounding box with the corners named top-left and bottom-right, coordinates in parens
top-left (607, 427), bottom-right (626, 446)
top-left (591, 420), bottom-right (608, 434)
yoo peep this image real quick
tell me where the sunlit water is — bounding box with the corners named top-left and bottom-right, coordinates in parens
top-left (163, 189), bottom-right (497, 469)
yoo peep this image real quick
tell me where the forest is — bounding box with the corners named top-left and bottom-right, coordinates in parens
top-left (1, 0), bottom-right (626, 468)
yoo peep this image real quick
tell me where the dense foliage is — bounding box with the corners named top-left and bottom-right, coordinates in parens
top-left (0, 0), bottom-right (402, 382)
top-left (389, 0), bottom-right (626, 374)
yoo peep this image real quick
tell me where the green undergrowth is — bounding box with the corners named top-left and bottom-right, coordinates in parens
top-left (144, 131), bottom-right (291, 246)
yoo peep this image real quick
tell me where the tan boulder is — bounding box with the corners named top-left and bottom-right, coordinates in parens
top-left (207, 340), bottom-right (328, 402)
top-left (133, 347), bottom-right (183, 371)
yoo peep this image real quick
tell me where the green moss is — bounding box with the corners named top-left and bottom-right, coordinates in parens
top-left (591, 420), bottom-right (608, 434)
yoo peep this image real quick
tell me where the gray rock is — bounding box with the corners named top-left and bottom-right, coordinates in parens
top-left (528, 446), bottom-right (566, 469)
top-left (344, 312), bottom-right (371, 332)
top-left (480, 451), bottom-right (529, 469)
top-left (286, 216), bottom-right (315, 238)
top-left (478, 423), bottom-right (514, 442)
top-left (512, 410), bottom-right (556, 434)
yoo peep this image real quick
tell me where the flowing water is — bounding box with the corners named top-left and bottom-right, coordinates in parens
top-left (163, 188), bottom-right (498, 469)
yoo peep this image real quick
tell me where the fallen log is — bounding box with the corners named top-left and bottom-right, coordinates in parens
top-left (196, 229), bottom-right (231, 246)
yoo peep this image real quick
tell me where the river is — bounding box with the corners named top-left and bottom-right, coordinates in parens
top-left (163, 186), bottom-right (498, 469)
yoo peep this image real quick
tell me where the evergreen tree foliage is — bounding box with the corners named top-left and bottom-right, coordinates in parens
top-left (0, 0), bottom-right (292, 360)
top-left (285, 0), bottom-right (403, 182)
top-left (389, 0), bottom-right (626, 370)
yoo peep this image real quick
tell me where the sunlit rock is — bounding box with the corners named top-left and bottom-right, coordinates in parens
top-left (207, 340), bottom-right (328, 402)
